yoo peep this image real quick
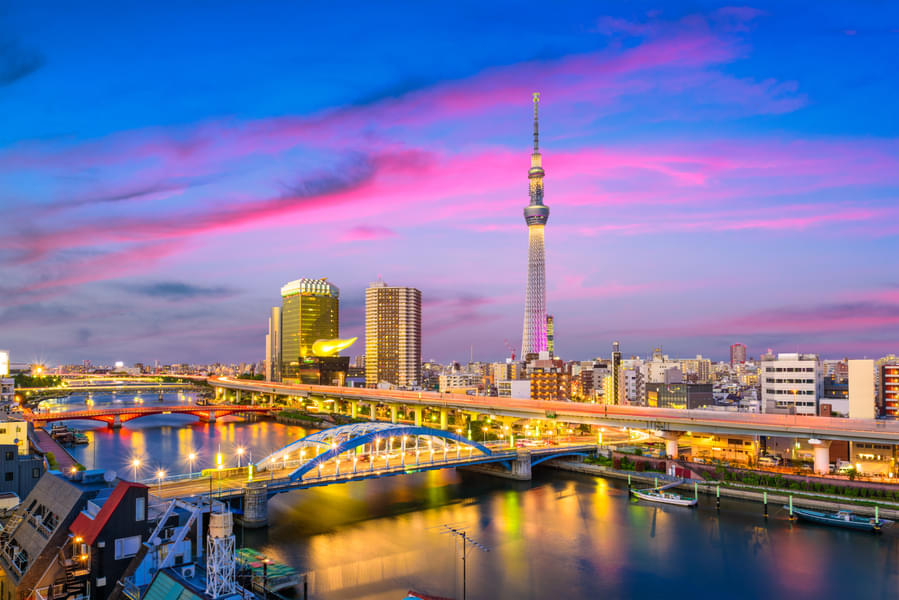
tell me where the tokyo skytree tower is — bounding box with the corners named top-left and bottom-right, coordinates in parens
top-left (521, 92), bottom-right (549, 357)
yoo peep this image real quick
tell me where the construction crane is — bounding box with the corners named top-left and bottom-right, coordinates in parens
top-left (503, 339), bottom-right (516, 361)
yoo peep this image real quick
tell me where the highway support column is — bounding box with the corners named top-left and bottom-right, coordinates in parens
top-left (413, 407), bottom-right (422, 427)
top-left (660, 431), bottom-right (680, 459)
top-left (812, 439), bottom-right (832, 475)
top-left (439, 408), bottom-right (448, 430)
top-left (390, 404), bottom-right (398, 424)
top-left (350, 401), bottom-right (358, 419)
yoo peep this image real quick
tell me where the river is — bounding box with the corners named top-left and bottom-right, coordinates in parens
top-left (38, 391), bottom-right (899, 599)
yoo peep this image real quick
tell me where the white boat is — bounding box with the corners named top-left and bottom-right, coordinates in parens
top-left (631, 487), bottom-right (697, 507)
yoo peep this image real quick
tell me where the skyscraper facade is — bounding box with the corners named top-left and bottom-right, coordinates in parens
top-left (280, 278), bottom-right (339, 381)
top-left (521, 93), bottom-right (550, 358)
top-left (365, 281), bottom-right (422, 389)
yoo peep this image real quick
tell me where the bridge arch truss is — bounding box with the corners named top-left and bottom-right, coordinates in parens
top-left (254, 422), bottom-right (492, 481)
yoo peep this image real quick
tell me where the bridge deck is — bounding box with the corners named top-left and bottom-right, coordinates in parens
top-left (151, 444), bottom-right (598, 501)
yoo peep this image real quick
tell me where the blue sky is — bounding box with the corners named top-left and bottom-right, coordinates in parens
top-left (1, 2), bottom-right (897, 365)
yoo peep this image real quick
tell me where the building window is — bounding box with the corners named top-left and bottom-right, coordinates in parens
top-left (135, 497), bottom-right (145, 521)
top-left (32, 468), bottom-right (40, 478)
top-left (4, 452), bottom-right (13, 461)
top-left (114, 535), bottom-right (141, 559)
top-left (4, 472), bottom-right (12, 481)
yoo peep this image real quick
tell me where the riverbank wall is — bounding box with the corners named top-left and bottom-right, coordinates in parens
top-left (546, 459), bottom-right (899, 519)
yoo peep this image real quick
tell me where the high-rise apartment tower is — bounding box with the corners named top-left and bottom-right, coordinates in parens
top-left (521, 93), bottom-right (550, 358)
top-left (365, 281), bottom-right (422, 388)
top-left (730, 343), bottom-right (747, 365)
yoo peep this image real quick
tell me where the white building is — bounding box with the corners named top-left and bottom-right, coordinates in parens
top-left (497, 379), bottom-right (531, 399)
top-left (848, 359), bottom-right (876, 419)
top-left (0, 379), bottom-right (14, 406)
top-left (0, 350), bottom-right (8, 377)
top-left (439, 373), bottom-right (480, 393)
top-left (760, 353), bottom-right (822, 415)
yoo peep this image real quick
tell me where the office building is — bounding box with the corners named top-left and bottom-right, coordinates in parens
top-left (646, 383), bottom-right (713, 410)
top-left (821, 374), bottom-right (849, 417)
top-left (730, 343), bottom-right (747, 365)
top-left (878, 361), bottom-right (899, 418)
top-left (0, 379), bottom-right (13, 407)
top-left (610, 342), bottom-right (622, 405)
top-left (365, 281), bottom-right (422, 388)
top-left (760, 353), bottom-right (822, 415)
top-left (521, 93), bottom-right (550, 358)
top-left (278, 278), bottom-right (349, 385)
top-left (546, 315), bottom-right (555, 357)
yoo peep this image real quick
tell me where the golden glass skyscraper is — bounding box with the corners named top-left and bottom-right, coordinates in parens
top-left (365, 280), bottom-right (421, 388)
top-left (279, 278), bottom-right (339, 381)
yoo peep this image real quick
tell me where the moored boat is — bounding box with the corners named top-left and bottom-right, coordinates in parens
top-left (631, 488), bottom-right (697, 507)
top-left (789, 507), bottom-right (888, 533)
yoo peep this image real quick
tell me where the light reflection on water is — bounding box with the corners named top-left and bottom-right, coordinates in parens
top-left (44, 392), bottom-right (899, 599)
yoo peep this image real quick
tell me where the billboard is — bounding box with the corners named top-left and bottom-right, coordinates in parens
top-left (0, 350), bottom-right (8, 377)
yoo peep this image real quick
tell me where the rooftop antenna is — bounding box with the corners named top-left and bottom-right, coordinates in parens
top-left (443, 525), bottom-right (489, 600)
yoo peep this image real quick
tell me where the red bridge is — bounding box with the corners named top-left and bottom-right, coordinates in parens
top-left (24, 404), bottom-right (278, 428)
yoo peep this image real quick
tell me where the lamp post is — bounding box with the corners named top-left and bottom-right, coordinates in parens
top-left (236, 447), bottom-right (245, 469)
top-left (156, 469), bottom-right (165, 498)
top-left (131, 458), bottom-right (141, 481)
top-left (188, 452), bottom-right (196, 479)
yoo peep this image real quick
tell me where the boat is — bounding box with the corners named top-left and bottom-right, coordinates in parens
top-left (631, 488), bottom-right (698, 507)
top-left (789, 507), bottom-right (889, 533)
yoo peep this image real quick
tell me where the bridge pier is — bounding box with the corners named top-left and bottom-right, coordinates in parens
top-left (236, 389), bottom-right (241, 404)
top-left (370, 402), bottom-right (377, 420)
top-left (390, 405), bottom-right (398, 424)
top-left (207, 410), bottom-right (217, 423)
top-left (460, 450), bottom-right (533, 481)
top-left (350, 401), bottom-right (358, 419)
top-left (110, 415), bottom-right (122, 429)
top-left (439, 408), bottom-right (448, 430)
top-left (240, 481), bottom-right (268, 528)
top-left (412, 407), bottom-right (422, 427)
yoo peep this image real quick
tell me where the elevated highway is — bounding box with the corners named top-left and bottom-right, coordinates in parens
top-left (208, 376), bottom-right (899, 445)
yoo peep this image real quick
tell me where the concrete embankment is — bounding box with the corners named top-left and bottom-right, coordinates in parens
top-left (546, 460), bottom-right (899, 519)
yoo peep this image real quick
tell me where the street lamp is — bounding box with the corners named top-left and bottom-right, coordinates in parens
top-left (156, 469), bottom-right (165, 497)
top-left (482, 427), bottom-right (487, 443)
top-left (188, 452), bottom-right (197, 478)
top-left (131, 458), bottom-right (141, 481)
top-left (236, 447), bottom-right (245, 469)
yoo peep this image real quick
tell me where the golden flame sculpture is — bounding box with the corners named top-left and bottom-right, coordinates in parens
top-left (311, 337), bottom-right (358, 357)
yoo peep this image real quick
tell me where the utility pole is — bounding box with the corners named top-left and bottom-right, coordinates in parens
top-left (443, 526), bottom-right (488, 600)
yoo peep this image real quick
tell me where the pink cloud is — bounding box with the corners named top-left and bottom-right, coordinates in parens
top-left (339, 225), bottom-right (398, 242)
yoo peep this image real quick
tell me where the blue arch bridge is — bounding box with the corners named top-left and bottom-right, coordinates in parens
top-left (149, 422), bottom-right (598, 526)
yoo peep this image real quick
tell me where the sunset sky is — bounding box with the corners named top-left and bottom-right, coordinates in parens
top-left (2, 2), bottom-right (898, 365)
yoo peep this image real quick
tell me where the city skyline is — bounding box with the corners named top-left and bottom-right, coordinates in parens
top-left (2, 3), bottom-right (899, 364)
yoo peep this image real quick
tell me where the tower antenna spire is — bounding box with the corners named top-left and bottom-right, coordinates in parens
top-left (533, 92), bottom-right (540, 152)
